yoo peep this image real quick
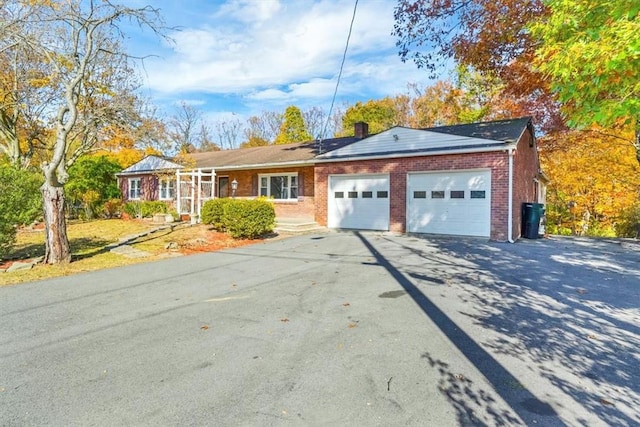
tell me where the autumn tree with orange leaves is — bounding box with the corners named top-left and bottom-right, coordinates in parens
top-left (393, 0), bottom-right (564, 133)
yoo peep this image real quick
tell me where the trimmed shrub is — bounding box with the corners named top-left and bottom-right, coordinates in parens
top-left (201, 198), bottom-right (233, 231)
top-left (0, 166), bottom-right (42, 259)
top-left (222, 198), bottom-right (276, 239)
top-left (123, 201), bottom-right (171, 219)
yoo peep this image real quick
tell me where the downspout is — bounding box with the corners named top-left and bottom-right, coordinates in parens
top-left (507, 148), bottom-right (515, 243)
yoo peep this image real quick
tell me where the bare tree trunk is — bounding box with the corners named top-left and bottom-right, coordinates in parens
top-left (42, 183), bottom-right (71, 264)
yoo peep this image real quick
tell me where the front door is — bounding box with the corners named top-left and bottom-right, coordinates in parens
top-left (218, 177), bottom-right (229, 198)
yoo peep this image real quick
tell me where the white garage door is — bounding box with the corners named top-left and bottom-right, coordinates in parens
top-left (407, 170), bottom-right (491, 237)
top-left (328, 174), bottom-right (390, 230)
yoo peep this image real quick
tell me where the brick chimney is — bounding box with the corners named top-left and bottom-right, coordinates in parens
top-left (354, 122), bottom-right (369, 139)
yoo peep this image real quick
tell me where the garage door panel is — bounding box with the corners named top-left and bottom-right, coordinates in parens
top-left (329, 175), bottom-right (390, 231)
top-left (408, 171), bottom-right (491, 237)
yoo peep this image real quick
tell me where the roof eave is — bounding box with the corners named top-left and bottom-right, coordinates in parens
top-left (316, 143), bottom-right (517, 163)
top-left (195, 159), bottom-right (317, 171)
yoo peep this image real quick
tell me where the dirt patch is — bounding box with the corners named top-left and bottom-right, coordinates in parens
top-left (166, 225), bottom-right (256, 255)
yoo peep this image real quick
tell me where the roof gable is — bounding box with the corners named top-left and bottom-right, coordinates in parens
top-left (120, 155), bottom-right (184, 174)
top-left (318, 117), bottom-right (532, 160)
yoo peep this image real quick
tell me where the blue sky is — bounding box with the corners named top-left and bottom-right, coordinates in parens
top-left (124, 0), bottom-right (442, 125)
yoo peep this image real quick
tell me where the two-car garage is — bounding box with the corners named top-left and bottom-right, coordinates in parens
top-left (316, 117), bottom-right (540, 241)
top-left (327, 170), bottom-right (492, 238)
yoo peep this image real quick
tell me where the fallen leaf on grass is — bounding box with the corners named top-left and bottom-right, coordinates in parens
top-left (280, 318), bottom-right (290, 323)
top-left (200, 325), bottom-right (209, 330)
top-left (600, 398), bottom-right (615, 406)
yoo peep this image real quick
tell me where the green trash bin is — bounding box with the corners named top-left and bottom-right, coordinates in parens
top-left (522, 202), bottom-right (544, 239)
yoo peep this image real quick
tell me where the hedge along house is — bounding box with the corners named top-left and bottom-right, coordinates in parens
top-left (314, 117), bottom-right (546, 241)
top-left (117, 123), bottom-right (368, 219)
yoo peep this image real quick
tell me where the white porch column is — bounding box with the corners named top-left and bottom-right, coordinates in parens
top-left (197, 168), bottom-right (203, 219)
top-left (190, 171), bottom-right (195, 218)
top-left (176, 169), bottom-right (182, 214)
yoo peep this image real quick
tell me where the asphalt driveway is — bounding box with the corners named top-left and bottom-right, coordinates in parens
top-left (1, 231), bottom-right (638, 426)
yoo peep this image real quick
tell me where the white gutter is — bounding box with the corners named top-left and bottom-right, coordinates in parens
top-left (315, 143), bottom-right (517, 164)
top-left (508, 148), bottom-right (515, 243)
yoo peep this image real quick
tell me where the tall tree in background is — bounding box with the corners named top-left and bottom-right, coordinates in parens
top-left (242, 111), bottom-right (282, 146)
top-left (197, 123), bottom-right (221, 152)
top-left (168, 102), bottom-right (202, 153)
top-left (392, 0), bottom-right (563, 132)
top-left (274, 106), bottom-right (312, 144)
top-left (215, 117), bottom-right (242, 150)
top-left (3, 0), bottom-right (165, 264)
top-left (339, 98), bottom-right (406, 136)
top-left (530, 0), bottom-right (640, 161)
top-left (302, 106), bottom-right (325, 139)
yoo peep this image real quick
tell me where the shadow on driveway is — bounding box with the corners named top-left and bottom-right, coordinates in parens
top-left (355, 232), bottom-right (564, 427)
top-left (359, 232), bottom-right (639, 427)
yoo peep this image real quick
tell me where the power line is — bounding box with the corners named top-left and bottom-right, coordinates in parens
top-left (318, 0), bottom-right (358, 153)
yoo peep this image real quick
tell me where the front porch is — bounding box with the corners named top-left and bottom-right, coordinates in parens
top-left (174, 167), bottom-right (316, 223)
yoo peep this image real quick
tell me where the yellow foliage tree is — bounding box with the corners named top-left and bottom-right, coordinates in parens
top-left (539, 126), bottom-right (640, 236)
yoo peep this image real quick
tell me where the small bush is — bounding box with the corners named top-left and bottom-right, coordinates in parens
top-left (201, 198), bottom-right (233, 231)
top-left (615, 203), bottom-right (640, 238)
top-left (0, 166), bottom-right (42, 259)
top-left (103, 199), bottom-right (123, 218)
top-left (222, 198), bottom-right (276, 239)
top-left (201, 198), bottom-right (275, 238)
top-left (123, 201), bottom-right (170, 218)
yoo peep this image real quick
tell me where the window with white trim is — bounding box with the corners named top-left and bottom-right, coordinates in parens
top-left (128, 178), bottom-right (141, 200)
top-left (259, 173), bottom-right (298, 200)
top-left (159, 178), bottom-right (175, 200)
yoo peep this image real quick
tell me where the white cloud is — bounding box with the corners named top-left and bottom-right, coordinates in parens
top-left (136, 0), bottom-right (438, 117)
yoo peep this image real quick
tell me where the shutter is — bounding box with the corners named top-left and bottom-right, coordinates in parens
top-left (252, 174), bottom-right (258, 197)
top-left (298, 171), bottom-right (304, 197)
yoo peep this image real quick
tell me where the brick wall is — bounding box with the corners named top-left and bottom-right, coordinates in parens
top-left (118, 174), bottom-right (158, 202)
top-left (219, 165), bottom-right (315, 219)
top-left (512, 130), bottom-right (540, 239)
top-left (315, 151), bottom-right (512, 240)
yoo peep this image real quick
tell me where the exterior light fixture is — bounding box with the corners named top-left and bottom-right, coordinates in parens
top-left (231, 179), bottom-right (238, 198)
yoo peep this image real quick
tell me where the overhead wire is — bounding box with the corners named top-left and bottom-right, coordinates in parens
top-left (318, 0), bottom-right (358, 154)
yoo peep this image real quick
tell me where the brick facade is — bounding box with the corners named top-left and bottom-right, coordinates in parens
top-left (213, 165), bottom-right (316, 219)
top-left (315, 133), bottom-right (539, 241)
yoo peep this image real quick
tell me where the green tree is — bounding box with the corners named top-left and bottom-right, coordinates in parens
top-left (530, 0), bottom-right (640, 159)
top-left (0, 165), bottom-right (42, 259)
top-left (338, 98), bottom-right (406, 136)
top-left (66, 155), bottom-right (122, 219)
top-left (532, 0), bottom-right (639, 127)
top-left (274, 106), bottom-right (313, 144)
